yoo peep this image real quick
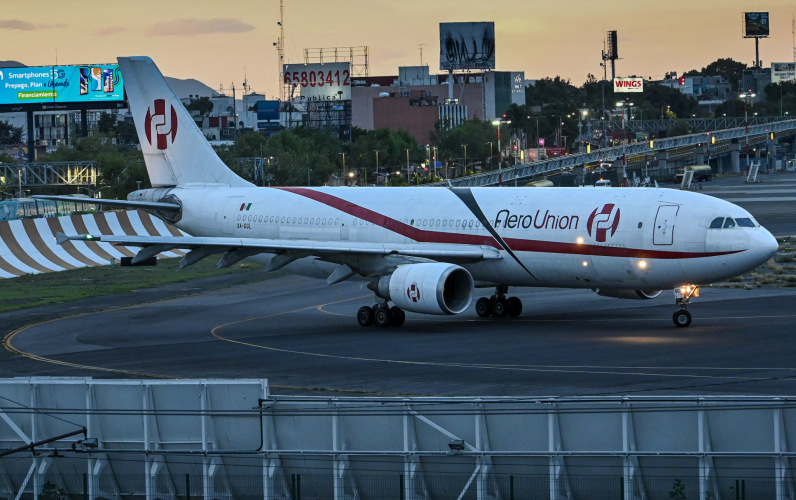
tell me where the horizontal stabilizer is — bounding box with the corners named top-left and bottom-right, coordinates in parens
top-left (33, 195), bottom-right (180, 212)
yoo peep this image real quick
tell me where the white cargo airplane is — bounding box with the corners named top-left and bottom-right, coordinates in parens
top-left (43, 57), bottom-right (778, 328)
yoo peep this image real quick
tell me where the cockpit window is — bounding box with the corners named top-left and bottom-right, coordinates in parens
top-left (723, 218), bottom-right (736, 229)
top-left (736, 217), bottom-right (756, 227)
top-left (709, 217), bottom-right (724, 229)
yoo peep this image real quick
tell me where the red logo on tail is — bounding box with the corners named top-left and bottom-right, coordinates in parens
top-left (144, 99), bottom-right (178, 150)
top-left (587, 204), bottom-right (621, 242)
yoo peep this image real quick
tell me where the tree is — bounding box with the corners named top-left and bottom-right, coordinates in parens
top-left (184, 96), bottom-right (214, 116)
top-left (683, 58), bottom-right (748, 91)
top-left (0, 120), bottom-right (23, 144)
top-left (97, 112), bottom-right (117, 134)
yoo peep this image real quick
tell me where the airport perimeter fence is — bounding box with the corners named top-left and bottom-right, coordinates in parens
top-left (0, 472), bottom-right (783, 499)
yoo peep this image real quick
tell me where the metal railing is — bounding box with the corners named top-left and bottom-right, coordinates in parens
top-left (429, 119), bottom-right (796, 187)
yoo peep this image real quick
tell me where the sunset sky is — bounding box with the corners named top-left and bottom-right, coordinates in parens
top-left (3, 1), bottom-right (795, 99)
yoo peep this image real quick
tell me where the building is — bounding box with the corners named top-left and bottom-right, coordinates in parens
top-left (351, 67), bottom-right (525, 144)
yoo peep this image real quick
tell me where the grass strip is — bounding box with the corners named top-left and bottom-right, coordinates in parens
top-left (0, 259), bottom-right (264, 313)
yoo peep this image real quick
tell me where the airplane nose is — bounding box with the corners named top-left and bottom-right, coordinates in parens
top-left (752, 228), bottom-right (779, 265)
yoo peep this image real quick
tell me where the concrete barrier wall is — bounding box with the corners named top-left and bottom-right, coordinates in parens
top-left (0, 210), bottom-right (186, 278)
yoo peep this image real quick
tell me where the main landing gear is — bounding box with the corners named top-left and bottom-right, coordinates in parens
top-left (475, 286), bottom-right (523, 318)
top-left (673, 285), bottom-right (699, 328)
top-left (357, 303), bottom-right (406, 328)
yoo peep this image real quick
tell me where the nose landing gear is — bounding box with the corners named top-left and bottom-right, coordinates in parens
top-left (673, 285), bottom-right (699, 328)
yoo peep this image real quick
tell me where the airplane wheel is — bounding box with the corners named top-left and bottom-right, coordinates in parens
top-left (475, 297), bottom-right (492, 317)
top-left (390, 307), bottom-right (405, 327)
top-left (357, 306), bottom-right (375, 327)
top-left (492, 298), bottom-right (508, 318)
top-left (673, 309), bottom-right (692, 328)
top-left (507, 297), bottom-right (523, 317)
top-left (374, 306), bottom-right (392, 327)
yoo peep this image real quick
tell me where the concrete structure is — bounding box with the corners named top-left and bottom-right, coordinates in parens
top-left (1, 378), bottom-right (795, 500)
top-left (0, 210), bottom-right (186, 278)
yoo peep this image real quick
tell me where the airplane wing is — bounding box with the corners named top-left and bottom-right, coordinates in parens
top-left (32, 195), bottom-right (180, 212)
top-left (56, 233), bottom-right (502, 279)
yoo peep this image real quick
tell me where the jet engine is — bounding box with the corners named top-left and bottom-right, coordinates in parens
top-left (371, 263), bottom-right (474, 315)
top-left (593, 289), bottom-right (662, 300)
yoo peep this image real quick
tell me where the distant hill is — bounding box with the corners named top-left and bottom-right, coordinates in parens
top-left (165, 77), bottom-right (218, 99)
top-left (0, 61), bottom-right (26, 68)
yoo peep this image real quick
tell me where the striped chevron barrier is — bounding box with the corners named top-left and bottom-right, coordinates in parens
top-left (0, 210), bottom-right (186, 279)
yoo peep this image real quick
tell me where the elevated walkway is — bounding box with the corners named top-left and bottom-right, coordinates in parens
top-left (432, 119), bottom-right (796, 187)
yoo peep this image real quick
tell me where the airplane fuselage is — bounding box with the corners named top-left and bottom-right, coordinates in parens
top-left (149, 185), bottom-right (776, 291)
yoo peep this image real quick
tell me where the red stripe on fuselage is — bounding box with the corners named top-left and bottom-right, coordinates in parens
top-left (275, 187), bottom-right (743, 260)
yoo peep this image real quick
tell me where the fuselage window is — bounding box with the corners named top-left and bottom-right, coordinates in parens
top-left (335, 218), bottom-right (340, 225)
top-left (449, 219), bottom-right (454, 227)
top-left (637, 222), bottom-right (643, 229)
top-left (442, 220), bottom-right (447, 227)
top-left (304, 217), bottom-right (308, 224)
top-left (237, 214), bottom-right (241, 221)
top-left (436, 219), bottom-right (441, 226)
top-left (468, 220), bottom-right (474, 228)
top-left (310, 218), bottom-right (315, 224)
top-left (259, 216), bottom-right (263, 222)
top-left (456, 220), bottom-right (461, 227)
top-left (709, 217), bottom-right (724, 229)
top-left (736, 217), bottom-right (756, 228)
top-left (723, 218), bottom-right (736, 229)
top-left (280, 216), bottom-right (285, 223)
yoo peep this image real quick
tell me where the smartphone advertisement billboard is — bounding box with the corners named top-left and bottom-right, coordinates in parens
top-left (0, 64), bottom-right (125, 112)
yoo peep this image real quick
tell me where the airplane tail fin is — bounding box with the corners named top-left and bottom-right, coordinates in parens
top-left (118, 56), bottom-right (253, 188)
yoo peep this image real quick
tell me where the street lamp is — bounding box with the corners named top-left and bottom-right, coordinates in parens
top-left (491, 118), bottom-right (511, 185)
top-left (373, 150), bottom-right (382, 186)
top-left (616, 100), bottom-right (634, 185)
top-left (405, 148), bottom-right (411, 185)
top-left (740, 91), bottom-right (756, 170)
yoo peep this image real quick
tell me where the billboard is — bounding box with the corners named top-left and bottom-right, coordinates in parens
top-left (744, 12), bottom-right (769, 38)
top-left (283, 63), bottom-right (351, 101)
top-left (613, 77), bottom-right (644, 93)
top-left (772, 62), bottom-right (796, 84)
top-left (0, 64), bottom-right (125, 112)
top-left (440, 22), bottom-right (495, 71)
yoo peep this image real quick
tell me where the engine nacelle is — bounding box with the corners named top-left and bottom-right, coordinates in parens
top-left (372, 263), bottom-right (474, 315)
top-left (593, 289), bottom-right (662, 300)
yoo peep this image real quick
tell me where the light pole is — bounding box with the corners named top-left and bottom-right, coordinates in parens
top-left (491, 118), bottom-right (511, 185)
top-left (616, 100), bottom-right (634, 185)
top-left (740, 91), bottom-right (756, 171)
top-left (405, 148), bottom-right (411, 185)
top-left (461, 144), bottom-right (467, 177)
top-left (373, 150), bottom-right (381, 186)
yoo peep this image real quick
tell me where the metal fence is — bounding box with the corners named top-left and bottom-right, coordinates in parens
top-left (0, 472), bottom-right (783, 499)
